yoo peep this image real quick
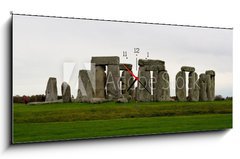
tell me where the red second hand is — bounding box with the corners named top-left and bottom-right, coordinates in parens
top-left (123, 64), bottom-right (139, 81)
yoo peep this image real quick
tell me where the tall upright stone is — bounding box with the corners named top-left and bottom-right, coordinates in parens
top-left (61, 82), bottom-right (71, 102)
top-left (206, 70), bottom-right (215, 101)
top-left (121, 70), bottom-right (134, 96)
top-left (106, 64), bottom-right (120, 99)
top-left (199, 74), bottom-right (208, 101)
top-left (156, 71), bottom-right (170, 101)
top-left (188, 72), bottom-right (199, 101)
top-left (136, 66), bottom-right (151, 102)
top-left (77, 70), bottom-right (95, 99)
top-left (95, 65), bottom-right (106, 98)
top-left (45, 77), bottom-right (58, 102)
top-left (120, 64), bottom-right (134, 97)
top-left (176, 71), bottom-right (186, 101)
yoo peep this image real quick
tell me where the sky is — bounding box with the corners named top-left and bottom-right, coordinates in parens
top-left (13, 15), bottom-right (233, 98)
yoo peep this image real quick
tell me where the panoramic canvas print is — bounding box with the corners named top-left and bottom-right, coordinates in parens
top-left (12, 14), bottom-right (233, 144)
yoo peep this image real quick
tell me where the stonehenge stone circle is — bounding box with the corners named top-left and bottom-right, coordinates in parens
top-left (72, 56), bottom-right (216, 103)
top-left (61, 82), bottom-right (71, 102)
top-left (45, 77), bottom-right (58, 102)
top-left (176, 71), bottom-right (186, 101)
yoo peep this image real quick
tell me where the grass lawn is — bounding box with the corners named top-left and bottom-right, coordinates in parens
top-left (13, 100), bottom-right (232, 143)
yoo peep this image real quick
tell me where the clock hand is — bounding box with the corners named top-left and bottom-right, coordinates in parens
top-left (123, 64), bottom-right (151, 95)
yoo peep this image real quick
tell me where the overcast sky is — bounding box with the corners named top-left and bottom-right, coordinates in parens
top-left (13, 15), bottom-right (232, 97)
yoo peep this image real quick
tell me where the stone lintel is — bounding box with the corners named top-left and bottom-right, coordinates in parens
top-left (181, 66), bottom-right (195, 72)
top-left (138, 59), bottom-right (165, 66)
top-left (119, 63), bottom-right (132, 70)
top-left (205, 70), bottom-right (215, 76)
top-left (91, 56), bottom-right (120, 65)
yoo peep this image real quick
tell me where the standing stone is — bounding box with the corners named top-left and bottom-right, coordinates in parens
top-left (206, 70), bottom-right (215, 101)
top-left (136, 66), bottom-right (151, 102)
top-left (61, 82), bottom-right (71, 102)
top-left (77, 70), bottom-right (94, 99)
top-left (152, 71), bottom-right (158, 101)
top-left (176, 71), bottom-right (186, 101)
top-left (106, 64), bottom-right (120, 99)
top-left (188, 72), bottom-right (199, 101)
top-left (156, 71), bottom-right (170, 101)
top-left (45, 77), bottom-right (58, 102)
top-left (121, 70), bottom-right (134, 96)
top-left (199, 74), bottom-right (208, 101)
top-left (95, 65), bottom-right (106, 98)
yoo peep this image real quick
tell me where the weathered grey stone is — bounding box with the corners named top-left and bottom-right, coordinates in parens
top-left (136, 66), bottom-right (151, 102)
top-left (206, 70), bottom-right (215, 76)
top-left (119, 63), bottom-right (132, 70)
top-left (61, 82), bottom-right (71, 102)
top-left (45, 77), bottom-right (58, 102)
top-left (206, 70), bottom-right (215, 101)
top-left (77, 70), bottom-right (95, 100)
top-left (145, 65), bottom-right (165, 71)
top-left (176, 71), bottom-right (186, 101)
top-left (152, 71), bottom-right (158, 101)
top-left (138, 59), bottom-right (165, 66)
top-left (79, 97), bottom-right (110, 103)
top-left (121, 70), bottom-right (134, 96)
top-left (155, 71), bottom-right (170, 101)
top-left (116, 98), bottom-right (128, 103)
top-left (181, 66), bottom-right (195, 72)
top-left (106, 65), bottom-right (120, 99)
top-left (91, 56), bottom-right (120, 65)
top-left (95, 65), bottom-right (106, 98)
top-left (188, 72), bottom-right (199, 101)
top-left (199, 74), bottom-right (208, 101)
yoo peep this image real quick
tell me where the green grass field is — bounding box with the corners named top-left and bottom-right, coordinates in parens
top-left (13, 100), bottom-right (232, 143)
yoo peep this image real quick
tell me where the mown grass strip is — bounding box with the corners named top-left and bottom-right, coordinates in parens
top-left (13, 100), bottom-right (232, 123)
top-left (13, 114), bottom-right (232, 143)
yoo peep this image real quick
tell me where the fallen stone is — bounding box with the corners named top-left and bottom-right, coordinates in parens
top-left (79, 97), bottom-right (110, 103)
top-left (116, 98), bottom-right (128, 103)
top-left (28, 99), bottom-right (63, 105)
